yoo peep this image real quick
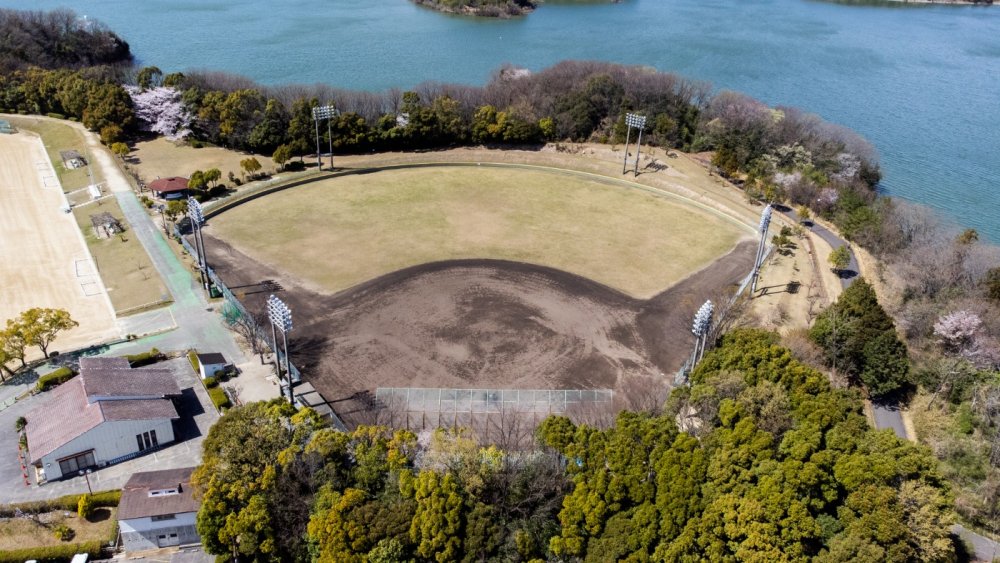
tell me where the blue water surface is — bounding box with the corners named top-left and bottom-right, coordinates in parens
top-left (8, 0), bottom-right (999, 239)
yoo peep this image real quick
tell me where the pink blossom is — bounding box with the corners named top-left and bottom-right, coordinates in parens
top-left (125, 85), bottom-right (192, 140)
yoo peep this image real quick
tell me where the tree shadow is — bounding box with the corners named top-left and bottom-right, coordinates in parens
top-left (85, 507), bottom-right (112, 523)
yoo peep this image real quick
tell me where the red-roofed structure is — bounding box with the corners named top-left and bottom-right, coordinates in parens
top-left (25, 357), bottom-right (181, 482)
top-left (148, 177), bottom-right (189, 199)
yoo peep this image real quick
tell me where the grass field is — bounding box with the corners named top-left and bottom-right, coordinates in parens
top-left (131, 136), bottom-right (276, 183)
top-left (72, 199), bottom-right (170, 314)
top-left (208, 165), bottom-right (750, 298)
top-left (0, 507), bottom-right (116, 551)
top-left (4, 116), bottom-right (103, 193)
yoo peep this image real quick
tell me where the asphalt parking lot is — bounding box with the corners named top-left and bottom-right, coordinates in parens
top-left (0, 356), bottom-right (217, 503)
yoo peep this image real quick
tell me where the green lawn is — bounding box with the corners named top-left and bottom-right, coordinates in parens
top-left (3, 116), bottom-right (103, 192)
top-left (73, 198), bottom-right (171, 314)
top-left (209, 165), bottom-right (749, 298)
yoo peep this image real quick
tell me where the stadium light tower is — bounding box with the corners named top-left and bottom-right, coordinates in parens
top-left (623, 113), bottom-right (647, 177)
top-left (750, 204), bottom-right (773, 294)
top-left (187, 196), bottom-right (208, 289)
top-left (312, 105), bottom-right (339, 171)
top-left (690, 300), bottom-right (714, 367)
top-left (267, 294), bottom-right (294, 405)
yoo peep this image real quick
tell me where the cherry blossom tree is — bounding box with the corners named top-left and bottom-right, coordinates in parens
top-left (125, 85), bottom-right (192, 140)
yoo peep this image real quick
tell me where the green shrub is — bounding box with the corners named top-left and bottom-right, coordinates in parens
top-left (208, 386), bottom-right (231, 411)
top-left (203, 376), bottom-right (218, 388)
top-left (188, 350), bottom-right (200, 374)
top-left (125, 347), bottom-right (162, 367)
top-left (45, 112), bottom-right (66, 120)
top-left (52, 524), bottom-right (74, 541)
top-left (0, 540), bottom-right (102, 563)
top-left (35, 367), bottom-right (76, 392)
top-left (0, 490), bottom-right (120, 518)
top-left (77, 493), bottom-right (94, 519)
top-left (14, 416), bottom-right (26, 432)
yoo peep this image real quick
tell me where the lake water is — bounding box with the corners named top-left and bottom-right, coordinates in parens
top-left (8, 0), bottom-right (999, 240)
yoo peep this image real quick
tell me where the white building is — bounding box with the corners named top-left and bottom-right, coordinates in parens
top-left (25, 357), bottom-right (181, 482)
top-left (196, 352), bottom-right (228, 380)
top-left (118, 467), bottom-right (201, 551)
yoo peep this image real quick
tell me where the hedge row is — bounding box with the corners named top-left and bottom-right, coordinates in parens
top-left (187, 350), bottom-right (200, 374)
top-left (125, 347), bottom-right (162, 367)
top-left (0, 540), bottom-right (103, 563)
top-left (35, 367), bottom-right (76, 392)
top-left (0, 490), bottom-right (120, 518)
top-left (208, 386), bottom-right (231, 411)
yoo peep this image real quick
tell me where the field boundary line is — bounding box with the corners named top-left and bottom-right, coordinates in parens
top-left (200, 161), bottom-right (758, 234)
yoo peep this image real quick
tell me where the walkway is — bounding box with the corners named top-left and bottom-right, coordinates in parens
top-left (81, 126), bottom-right (244, 364)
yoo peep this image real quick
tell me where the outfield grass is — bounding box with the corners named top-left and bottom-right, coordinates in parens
top-left (73, 199), bottom-right (171, 314)
top-left (209, 165), bottom-right (750, 298)
top-left (4, 116), bottom-right (103, 192)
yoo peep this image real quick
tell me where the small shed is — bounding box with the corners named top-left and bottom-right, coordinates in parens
top-left (89, 212), bottom-right (123, 239)
top-left (148, 177), bottom-right (190, 200)
top-left (59, 149), bottom-right (86, 169)
top-left (197, 353), bottom-right (227, 379)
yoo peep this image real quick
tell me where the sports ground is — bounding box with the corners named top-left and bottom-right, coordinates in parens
top-left (0, 133), bottom-right (118, 357)
top-left (201, 164), bottom-right (755, 426)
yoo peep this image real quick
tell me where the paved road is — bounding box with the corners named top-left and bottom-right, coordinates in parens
top-left (781, 208), bottom-right (906, 440)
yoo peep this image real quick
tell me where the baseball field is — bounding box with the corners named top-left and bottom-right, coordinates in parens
top-left (201, 163), bottom-right (755, 426)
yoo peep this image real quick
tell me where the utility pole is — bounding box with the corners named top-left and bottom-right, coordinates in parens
top-left (750, 204), bottom-right (773, 294)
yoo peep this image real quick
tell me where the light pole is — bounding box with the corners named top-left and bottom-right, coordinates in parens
top-left (750, 204), bottom-right (773, 294)
top-left (312, 105), bottom-right (339, 171)
top-left (623, 113), bottom-right (646, 177)
top-left (78, 469), bottom-right (93, 495)
top-left (267, 294), bottom-right (294, 405)
top-left (188, 197), bottom-right (208, 289)
top-left (690, 300), bottom-right (714, 367)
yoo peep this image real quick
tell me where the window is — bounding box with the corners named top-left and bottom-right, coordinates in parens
top-left (136, 430), bottom-right (159, 452)
top-left (148, 488), bottom-right (178, 497)
top-left (151, 514), bottom-right (176, 521)
top-left (57, 451), bottom-right (95, 476)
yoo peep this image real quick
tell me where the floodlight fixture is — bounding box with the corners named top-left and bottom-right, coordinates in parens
top-left (312, 105), bottom-right (338, 120)
top-left (625, 113), bottom-right (646, 130)
top-left (187, 197), bottom-right (204, 225)
top-left (267, 295), bottom-right (292, 333)
top-left (691, 300), bottom-right (714, 336)
top-left (759, 204), bottom-right (773, 235)
top-left (313, 105), bottom-right (340, 171)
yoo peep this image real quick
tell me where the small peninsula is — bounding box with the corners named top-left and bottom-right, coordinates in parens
top-left (412, 0), bottom-right (619, 18)
top-left (412, 0), bottom-right (538, 17)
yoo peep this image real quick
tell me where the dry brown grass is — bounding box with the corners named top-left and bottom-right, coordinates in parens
top-left (130, 137), bottom-right (276, 183)
top-left (0, 507), bottom-right (116, 550)
top-left (208, 165), bottom-right (749, 298)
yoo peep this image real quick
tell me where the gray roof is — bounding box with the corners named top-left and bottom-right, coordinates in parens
top-left (196, 353), bottom-right (227, 365)
top-left (59, 149), bottom-right (83, 161)
top-left (26, 359), bottom-right (181, 463)
top-left (119, 467), bottom-right (200, 520)
top-left (82, 367), bottom-right (181, 398)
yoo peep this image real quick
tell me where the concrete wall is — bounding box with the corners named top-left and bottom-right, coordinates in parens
top-left (120, 512), bottom-right (199, 552)
top-left (39, 418), bottom-right (175, 481)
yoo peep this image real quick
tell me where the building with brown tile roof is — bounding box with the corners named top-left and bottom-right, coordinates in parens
top-left (119, 467), bottom-right (201, 551)
top-left (25, 358), bottom-right (181, 483)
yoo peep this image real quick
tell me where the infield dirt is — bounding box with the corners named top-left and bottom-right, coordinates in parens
top-left (202, 232), bottom-right (755, 427)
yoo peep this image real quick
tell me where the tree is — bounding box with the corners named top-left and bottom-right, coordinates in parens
top-left (240, 157), bottom-right (262, 181)
top-left (272, 144), bottom-right (292, 171)
top-left (984, 267), bottom-right (1000, 301)
top-left (135, 66), bottom-right (162, 90)
top-left (829, 245), bottom-right (851, 273)
top-left (77, 493), bottom-right (94, 519)
top-left (408, 471), bottom-right (464, 562)
top-left (187, 170), bottom-right (206, 192)
top-left (203, 168), bottom-right (222, 189)
top-left (165, 199), bottom-right (188, 228)
top-left (17, 308), bottom-right (77, 357)
top-left (110, 141), bottom-right (129, 160)
top-left (797, 205), bottom-right (811, 222)
top-left (0, 320), bottom-right (27, 373)
top-left (248, 98), bottom-right (289, 154)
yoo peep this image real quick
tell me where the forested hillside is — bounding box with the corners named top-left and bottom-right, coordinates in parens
top-left (192, 330), bottom-right (954, 562)
top-left (0, 9), bottom-right (132, 72)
